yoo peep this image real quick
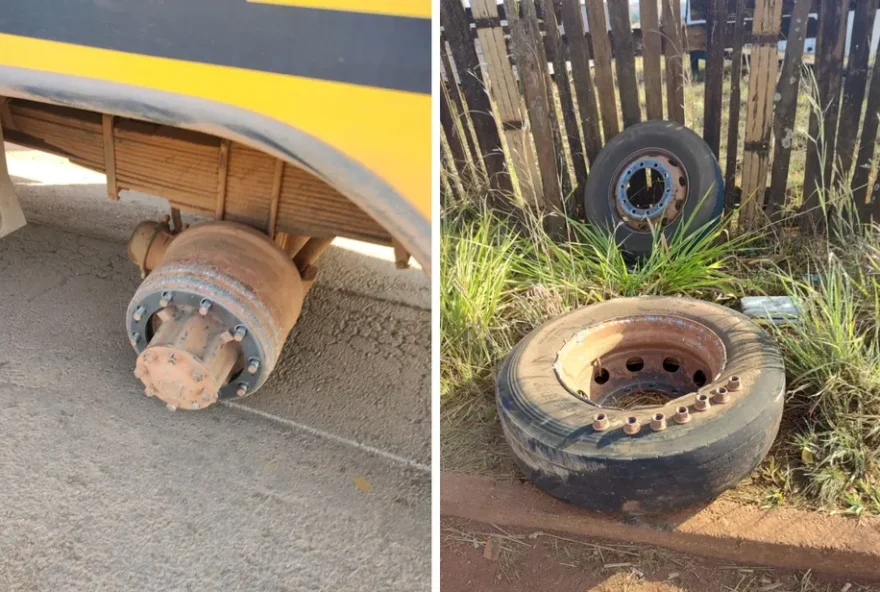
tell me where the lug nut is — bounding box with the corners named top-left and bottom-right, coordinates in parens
top-left (236, 383), bottom-right (249, 397)
top-left (674, 405), bottom-right (691, 424)
top-left (623, 416), bottom-right (641, 435)
top-left (592, 413), bottom-right (610, 431)
top-left (133, 305), bottom-right (146, 322)
top-left (247, 358), bottom-right (261, 375)
top-left (159, 291), bottom-right (174, 307)
top-left (199, 299), bottom-right (212, 316)
top-left (233, 325), bottom-right (248, 342)
top-left (695, 393), bottom-right (711, 411)
top-left (650, 413), bottom-right (667, 431)
top-left (727, 376), bottom-right (741, 391)
top-left (713, 387), bottom-right (731, 404)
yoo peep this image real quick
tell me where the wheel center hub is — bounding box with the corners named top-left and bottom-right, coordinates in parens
top-left (613, 153), bottom-right (687, 230)
top-left (553, 315), bottom-right (727, 409)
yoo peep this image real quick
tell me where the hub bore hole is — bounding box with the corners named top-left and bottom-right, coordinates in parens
top-left (662, 357), bottom-right (681, 372)
top-left (625, 357), bottom-right (645, 372)
top-left (594, 368), bottom-right (610, 384)
top-left (679, 176), bottom-right (686, 187)
top-left (693, 369), bottom-right (708, 387)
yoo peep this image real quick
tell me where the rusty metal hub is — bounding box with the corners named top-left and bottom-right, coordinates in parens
top-left (126, 221), bottom-right (304, 410)
top-left (612, 151), bottom-right (688, 231)
top-left (554, 315), bottom-right (727, 411)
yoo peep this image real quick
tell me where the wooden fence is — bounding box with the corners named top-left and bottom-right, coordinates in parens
top-left (439, 0), bottom-right (880, 229)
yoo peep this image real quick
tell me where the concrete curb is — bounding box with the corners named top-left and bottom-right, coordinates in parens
top-left (441, 472), bottom-right (880, 581)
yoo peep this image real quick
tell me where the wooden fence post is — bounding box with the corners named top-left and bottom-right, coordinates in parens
top-left (662, 0), bottom-right (686, 125)
top-left (440, 0), bottom-right (511, 195)
top-left (835, 0), bottom-right (876, 182)
top-left (540, 0), bottom-right (588, 197)
top-left (639, 0), bottom-right (664, 121)
top-left (584, 0), bottom-right (620, 140)
top-left (505, 0), bottom-right (564, 213)
top-left (852, 43), bottom-right (880, 217)
top-left (471, 0), bottom-right (542, 204)
top-left (559, 0), bottom-right (603, 162)
top-left (723, 0), bottom-right (747, 210)
top-left (607, 0), bottom-right (641, 128)
top-left (765, 0), bottom-right (812, 219)
top-left (800, 0), bottom-right (849, 232)
top-left (739, 0), bottom-right (783, 226)
top-left (703, 0), bottom-right (726, 157)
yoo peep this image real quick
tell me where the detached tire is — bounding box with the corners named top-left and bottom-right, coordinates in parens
top-left (583, 121), bottom-right (724, 258)
top-left (496, 297), bottom-right (784, 514)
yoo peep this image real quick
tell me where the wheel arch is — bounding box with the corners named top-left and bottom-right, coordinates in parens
top-left (0, 66), bottom-right (430, 272)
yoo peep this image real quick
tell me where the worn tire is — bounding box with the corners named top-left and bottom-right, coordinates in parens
top-left (496, 297), bottom-right (785, 514)
top-left (583, 121), bottom-right (724, 258)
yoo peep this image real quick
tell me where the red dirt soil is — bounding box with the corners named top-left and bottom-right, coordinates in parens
top-left (441, 517), bottom-right (878, 592)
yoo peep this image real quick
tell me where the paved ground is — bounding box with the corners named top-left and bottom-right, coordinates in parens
top-left (0, 145), bottom-right (431, 591)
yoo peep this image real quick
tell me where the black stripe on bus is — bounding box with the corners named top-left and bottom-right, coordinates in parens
top-left (0, 0), bottom-right (430, 94)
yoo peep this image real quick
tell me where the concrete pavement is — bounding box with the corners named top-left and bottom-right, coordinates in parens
top-left (0, 145), bottom-right (431, 591)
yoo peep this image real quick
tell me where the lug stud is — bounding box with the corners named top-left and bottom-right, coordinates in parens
top-left (247, 358), bottom-right (261, 375)
top-left (236, 383), bottom-right (249, 397)
top-left (159, 291), bottom-right (174, 307)
top-left (233, 325), bottom-right (248, 342)
top-left (166, 403), bottom-right (177, 412)
top-left (199, 299), bottom-right (212, 316)
top-left (130, 332), bottom-right (140, 346)
top-left (133, 305), bottom-right (146, 322)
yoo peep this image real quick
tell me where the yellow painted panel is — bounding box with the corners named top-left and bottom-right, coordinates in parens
top-left (0, 34), bottom-right (431, 221)
top-left (246, 0), bottom-right (430, 18)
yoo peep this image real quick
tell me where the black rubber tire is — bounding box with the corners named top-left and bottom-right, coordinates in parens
top-left (496, 297), bottom-right (785, 515)
top-left (583, 121), bottom-right (724, 258)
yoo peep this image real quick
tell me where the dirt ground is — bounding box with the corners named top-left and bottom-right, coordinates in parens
top-left (441, 518), bottom-right (880, 592)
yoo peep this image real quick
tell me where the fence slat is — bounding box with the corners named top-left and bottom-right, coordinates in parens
top-left (584, 0), bottom-right (621, 140)
top-left (440, 0), bottom-right (511, 194)
top-left (505, 0), bottom-right (564, 212)
top-left (852, 44), bottom-right (880, 215)
top-left (703, 0), bottom-right (726, 156)
top-left (835, 0), bottom-right (876, 181)
top-left (766, 0), bottom-right (812, 218)
top-left (607, 0), bottom-right (642, 128)
top-left (440, 37), bottom-right (482, 176)
top-left (662, 0), bottom-right (686, 124)
top-left (640, 0), bottom-right (664, 120)
top-left (801, 0), bottom-right (849, 231)
top-left (739, 0), bottom-right (783, 225)
top-left (540, 0), bottom-right (588, 195)
top-left (724, 0), bottom-right (747, 209)
top-left (559, 0), bottom-right (603, 162)
top-left (440, 79), bottom-right (471, 189)
top-left (471, 0), bottom-right (542, 203)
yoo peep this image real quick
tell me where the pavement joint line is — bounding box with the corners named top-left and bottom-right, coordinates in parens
top-left (221, 400), bottom-right (431, 473)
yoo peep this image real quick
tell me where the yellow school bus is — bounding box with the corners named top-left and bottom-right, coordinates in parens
top-left (0, 1), bottom-right (430, 411)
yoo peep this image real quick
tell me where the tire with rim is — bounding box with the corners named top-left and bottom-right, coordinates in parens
top-left (496, 296), bottom-right (785, 514)
top-left (583, 121), bottom-right (724, 258)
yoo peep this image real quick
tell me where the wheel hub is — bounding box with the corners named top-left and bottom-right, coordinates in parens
top-left (126, 221), bottom-right (304, 410)
top-left (613, 152), bottom-right (687, 231)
